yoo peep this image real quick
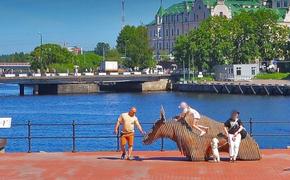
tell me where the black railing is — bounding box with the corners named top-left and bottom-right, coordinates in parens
top-left (1, 119), bottom-right (289, 153)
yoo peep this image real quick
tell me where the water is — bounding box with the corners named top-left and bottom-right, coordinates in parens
top-left (0, 84), bottom-right (289, 152)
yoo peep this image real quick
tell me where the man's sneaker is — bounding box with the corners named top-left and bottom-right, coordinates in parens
top-left (128, 156), bottom-right (134, 161)
top-left (121, 153), bottom-right (126, 160)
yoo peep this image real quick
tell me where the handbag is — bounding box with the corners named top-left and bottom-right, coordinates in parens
top-left (228, 118), bottom-right (247, 140)
top-left (240, 128), bottom-right (247, 139)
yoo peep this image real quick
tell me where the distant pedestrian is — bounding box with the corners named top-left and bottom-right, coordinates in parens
top-left (224, 110), bottom-right (244, 162)
top-left (114, 107), bottom-right (145, 160)
top-left (176, 102), bottom-right (209, 136)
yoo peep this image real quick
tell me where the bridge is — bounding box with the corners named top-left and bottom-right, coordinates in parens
top-left (0, 62), bottom-right (31, 75)
top-left (0, 74), bottom-right (173, 95)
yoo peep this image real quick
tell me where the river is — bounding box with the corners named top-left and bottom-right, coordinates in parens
top-left (0, 84), bottom-right (289, 152)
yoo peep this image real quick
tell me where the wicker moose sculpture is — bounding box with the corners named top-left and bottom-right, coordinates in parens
top-left (143, 109), bottom-right (261, 161)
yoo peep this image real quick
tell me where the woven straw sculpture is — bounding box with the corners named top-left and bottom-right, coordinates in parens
top-left (143, 110), bottom-right (261, 161)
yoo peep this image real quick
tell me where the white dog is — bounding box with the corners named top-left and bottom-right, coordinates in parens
top-left (211, 138), bottom-right (220, 162)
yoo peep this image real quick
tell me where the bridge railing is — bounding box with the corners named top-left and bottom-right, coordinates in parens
top-left (1, 119), bottom-right (289, 153)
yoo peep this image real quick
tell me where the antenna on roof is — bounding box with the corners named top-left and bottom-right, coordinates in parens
top-left (121, 0), bottom-right (125, 28)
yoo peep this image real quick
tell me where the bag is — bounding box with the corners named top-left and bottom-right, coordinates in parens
top-left (240, 128), bottom-right (247, 139)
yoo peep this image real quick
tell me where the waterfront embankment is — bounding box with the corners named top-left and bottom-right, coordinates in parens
top-left (0, 150), bottom-right (289, 179)
top-left (174, 79), bottom-right (290, 96)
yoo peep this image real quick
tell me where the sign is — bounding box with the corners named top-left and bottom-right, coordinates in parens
top-left (0, 118), bottom-right (12, 128)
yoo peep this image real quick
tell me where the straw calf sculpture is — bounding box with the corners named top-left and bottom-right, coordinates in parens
top-left (143, 111), bottom-right (261, 161)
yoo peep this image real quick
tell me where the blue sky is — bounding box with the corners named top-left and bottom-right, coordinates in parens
top-left (0, 0), bottom-right (181, 54)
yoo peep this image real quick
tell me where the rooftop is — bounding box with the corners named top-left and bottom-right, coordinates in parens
top-left (148, 0), bottom-right (288, 25)
top-left (0, 149), bottom-right (289, 179)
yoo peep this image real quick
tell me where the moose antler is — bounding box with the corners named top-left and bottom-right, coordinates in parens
top-left (160, 105), bottom-right (166, 122)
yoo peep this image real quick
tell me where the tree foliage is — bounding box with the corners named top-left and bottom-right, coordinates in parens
top-left (116, 25), bottom-right (155, 68)
top-left (174, 9), bottom-right (290, 71)
top-left (95, 42), bottom-right (110, 56)
top-left (30, 44), bottom-right (102, 72)
top-left (0, 52), bottom-right (30, 62)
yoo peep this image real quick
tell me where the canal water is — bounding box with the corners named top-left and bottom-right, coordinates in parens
top-left (0, 84), bottom-right (289, 152)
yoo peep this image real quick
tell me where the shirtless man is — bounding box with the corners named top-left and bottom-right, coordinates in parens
top-left (114, 107), bottom-right (145, 160)
top-left (176, 102), bottom-right (209, 136)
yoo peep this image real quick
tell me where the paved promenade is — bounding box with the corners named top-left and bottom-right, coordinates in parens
top-left (0, 149), bottom-right (289, 179)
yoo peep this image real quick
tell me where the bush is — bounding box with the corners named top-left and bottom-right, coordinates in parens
top-left (48, 63), bottom-right (74, 73)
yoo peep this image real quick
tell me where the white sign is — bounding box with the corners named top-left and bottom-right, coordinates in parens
top-left (0, 118), bottom-right (12, 128)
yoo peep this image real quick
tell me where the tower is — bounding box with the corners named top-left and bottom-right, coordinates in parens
top-left (121, 0), bottom-right (125, 27)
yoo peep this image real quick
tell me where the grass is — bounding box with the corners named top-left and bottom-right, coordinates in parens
top-left (180, 75), bottom-right (214, 83)
top-left (196, 75), bottom-right (214, 82)
top-left (255, 73), bottom-right (290, 80)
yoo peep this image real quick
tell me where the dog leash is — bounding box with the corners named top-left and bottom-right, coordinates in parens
top-left (218, 142), bottom-right (228, 149)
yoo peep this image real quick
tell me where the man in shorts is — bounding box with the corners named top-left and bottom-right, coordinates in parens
top-left (114, 107), bottom-right (145, 160)
top-left (176, 102), bottom-right (209, 136)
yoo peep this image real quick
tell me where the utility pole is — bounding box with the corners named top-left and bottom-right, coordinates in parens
top-left (121, 0), bottom-right (125, 28)
top-left (192, 54), bottom-right (195, 81)
top-left (183, 59), bottom-right (185, 84)
top-left (38, 33), bottom-right (43, 71)
top-left (188, 55), bottom-right (191, 81)
top-left (102, 46), bottom-right (105, 61)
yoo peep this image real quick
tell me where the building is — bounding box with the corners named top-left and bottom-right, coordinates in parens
top-left (147, 0), bottom-right (290, 59)
top-left (214, 64), bottom-right (260, 81)
top-left (66, 46), bottom-right (83, 55)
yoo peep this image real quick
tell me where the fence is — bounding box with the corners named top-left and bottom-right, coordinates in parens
top-left (1, 119), bottom-right (289, 153)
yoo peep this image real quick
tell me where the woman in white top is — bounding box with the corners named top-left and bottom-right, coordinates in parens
top-left (176, 102), bottom-right (209, 136)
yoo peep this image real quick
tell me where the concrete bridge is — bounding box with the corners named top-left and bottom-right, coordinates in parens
top-left (0, 74), bottom-right (173, 95)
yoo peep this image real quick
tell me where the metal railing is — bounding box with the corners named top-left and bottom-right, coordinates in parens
top-left (1, 119), bottom-right (289, 153)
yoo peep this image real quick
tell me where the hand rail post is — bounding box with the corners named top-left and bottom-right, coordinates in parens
top-left (250, 118), bottom-right (253, 137)
top-left (116, 127), bottom-right (120, 152)
top-left (161, 138), bottom-right (164, 151)
top-left (72, 120), bottom-right (76, 153)
top-left (28, 121), bottom-right (31, 153)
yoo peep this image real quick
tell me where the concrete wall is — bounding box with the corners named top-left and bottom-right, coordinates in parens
top-left (57, 84), bottom-right (99, 94)
top-left (142, 79), bottom-right (170, 91)
top-left (100, 79), bottom-right (170, 92)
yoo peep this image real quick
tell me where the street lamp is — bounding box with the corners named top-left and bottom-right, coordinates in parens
top-left (37, 33), bottom-right (43, 72)
top-left (183, 59), bottom-right (185, 84)
top-left (124, 39), bottom-right (129, 58)
top-left (192, 54), bottom-right (195, 81)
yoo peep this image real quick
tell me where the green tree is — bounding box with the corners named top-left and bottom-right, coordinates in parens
top-left (175, 16), bottom-right (234, 71)
top-left (30, 44), bottom-right (74, 71)
top-left (253, 9), bottom-right (286, 61)
top-left (116, 25), bottom-right (155, 68)
top-left (0, 52), bottom-right (30, 62)
top-left (94, 42), bottom-right (110, 56)
top-left (231, 11), bottom-right (260, 64)
top-left (174, 9), bottom-right (290, 71)
top-left (106, 48), bottom-right (122, 62)
top-left (74, 52), bottom-right (102, 72)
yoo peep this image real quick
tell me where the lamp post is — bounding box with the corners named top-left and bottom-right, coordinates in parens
top-left (192, 54), bottom-right (195, 81)
top-left (124, 39), bottom-right (129, 59)
top-left (188, 55), bottom-right (191, 81)
top-left (37, 33), bottom-right (43, 71)
top-left (183, 59), bottom-right (185, 84)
